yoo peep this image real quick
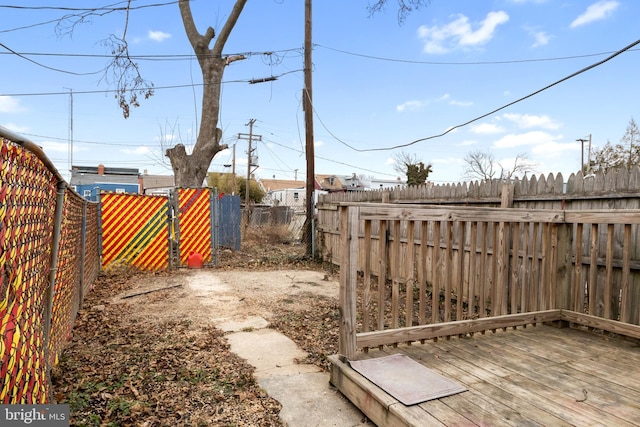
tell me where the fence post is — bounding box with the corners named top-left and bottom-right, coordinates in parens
top-left (210, 188), bottom-right (220, 267)
top-left (79, 199), bottom-right (87, 309)
top-left (44, 180), bottom-right (66, 398)
top-left (339, 205), bottom-right (359, 359)
top-left (97, 191), bottom-right (103, 266)
top-left (554, 220), bottom-right (573, 310)
top-left (169, 188), bottom-right (181, 268)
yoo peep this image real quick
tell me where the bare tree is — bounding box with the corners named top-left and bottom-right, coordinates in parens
top-left (591, 118), bottom-right (640, 173)
top-left (463, 150), bottom-right (537, 181)
top-left (393, 151), bottom-right (433, 186)
top-left (167, 0), bottom-right (248, 187)
top-left (60, 0), bottom-right (431, 186)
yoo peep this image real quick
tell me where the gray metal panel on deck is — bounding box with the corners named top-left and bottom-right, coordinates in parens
top-left (349, 353), bottom-right (466, 406)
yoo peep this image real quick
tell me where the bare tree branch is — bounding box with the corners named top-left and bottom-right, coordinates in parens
top-left (463, 150), bottom-right (537, 181)
top-left (367, 0), bottom-right (431, 24)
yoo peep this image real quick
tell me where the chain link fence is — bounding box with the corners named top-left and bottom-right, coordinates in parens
top-left (0, 128), bottom-right (100, 403)
top-left (249, 188), bottom-right (312, 254)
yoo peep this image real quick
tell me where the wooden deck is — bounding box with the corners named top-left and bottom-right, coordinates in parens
top-left (329, 324), bottom-right (640, 426)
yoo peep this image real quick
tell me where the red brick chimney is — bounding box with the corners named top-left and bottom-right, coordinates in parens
top-left (98, 164), bottom-right (105, 175)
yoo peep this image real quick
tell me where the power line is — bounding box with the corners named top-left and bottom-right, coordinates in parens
top-left (315, 43), bottom-right (640, 66)
top-left (0, 47), bottom-right (302, 61)
top-left (0, 42), bottom-right (106, 76)
top-left (264, 137), bottom-right (396, 177)
top-left (329, 37), bottom-right (640, 153)
top-left (0, 69), bottom-right (303, 97)
top-left (0, 1), bottom-right (177, 12)
top-left (22, 132), bottom-right (164, 147)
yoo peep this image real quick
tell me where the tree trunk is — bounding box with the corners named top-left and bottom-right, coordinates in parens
top-left (168, 0), bottom-right (247, 187)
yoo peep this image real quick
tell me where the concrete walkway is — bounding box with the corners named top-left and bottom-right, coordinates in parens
top-left (218, 316), bottom-right (370, 427)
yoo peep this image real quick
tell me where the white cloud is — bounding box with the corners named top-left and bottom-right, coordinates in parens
top-left (148, 30), bottom-right (171, 42)
top-left (570, 1), bottom-right (619, 28)
top-left (531, 140), bottom-right (580, 156)
top-left (39, 141), bottom-right (68, 153)
top-left (437, 94), bottom-right (472, 107)
top-left (456, 140), bottom-right (478, 146)
top-left (2, 122), bottom-right (28, 133)
top-left (493, 130), bottom-right (559, 148)
top-left (0, 96), bottom-right (25, 113)
top-left (122, 146), bottom-right (152, 155)
top-left (432, 156), bottom-right (465, 166)
top-left (385, 157), bottom-right (396, 166)
top-left (471, 123), bottom-right (505, 134)
top-left (154, 133), bottom-right (177, 143)
top-left (418, 11), bottom-right (509, 54)
top-left (314, 139), bottom-right (324, 147)
top-left (502, 113), bottom-right (561, 130)
top-left (396, 95), bottom-right (470, 112)
top-left (396, 100), bottom-right (424, 112)
top-left (526, 28), bottom-right (552, 47)
top-left (449, 99), bottom-right (473, 107)
top-left (39, 141), bottom-right (87, 153)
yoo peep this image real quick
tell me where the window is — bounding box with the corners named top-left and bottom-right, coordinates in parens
top-left (293, 192), bottom-right (299, 200)
top-left (83, 190), bottom-right (92, 198)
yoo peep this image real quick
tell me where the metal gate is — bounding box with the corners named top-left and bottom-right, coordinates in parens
top-left (100, 193), bottom-right (170, 271)
top-left (174, 188), bottom-right (212, 267)
top-left (100, 189), bottom-right (241, 271)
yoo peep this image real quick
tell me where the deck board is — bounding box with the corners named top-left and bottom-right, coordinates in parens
top-left (329, 325), bottom-right (640, 427)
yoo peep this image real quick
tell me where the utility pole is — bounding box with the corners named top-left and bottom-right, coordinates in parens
top-left (303, 0), bottom-right (315, 257)
top-left (576, 134), bottom-right (592, 174)
top-left (224, 144), bottom-right (238, 194)
top-left (232, 143), bottom-right (237, 194)
top-left (238, 119), bottom-right (261, 209)
top-left (65, 88), bottom-right (73, 177)
top-left (587, 134), bottom-right (592, 174)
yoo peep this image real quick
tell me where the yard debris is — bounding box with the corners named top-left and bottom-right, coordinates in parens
top-left (52, 229), bottom-right (337, 426)
top-left (121, 284), bottom-right (183, 299)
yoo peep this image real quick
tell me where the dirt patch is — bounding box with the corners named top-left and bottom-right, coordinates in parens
top-left (52, 237), bottom-right (343, 426)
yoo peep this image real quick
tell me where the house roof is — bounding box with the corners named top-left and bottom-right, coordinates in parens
top-left (260, 179), bottom-right (305, 192)
top-left (142, 174), bottom-right (175, 190)
top-left (315, 174), bottom-right (343, 191)
top-left (71, 165), bottom-right (139, 176)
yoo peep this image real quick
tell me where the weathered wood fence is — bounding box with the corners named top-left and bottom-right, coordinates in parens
top-left (337, 203), bottom-right (640, 358)
top-left (318, 169), bottom-right (640, 358)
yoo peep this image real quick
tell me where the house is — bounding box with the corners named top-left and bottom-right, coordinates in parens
top-left (369, 176), bottom-right (406, 190)
top-left (315, 174), bottom-right (344, 193)
top-left (316, 173), bottom-right (407, 193)
top-left (340, 173), bottom-right (367, 191)
top-left (259, 178), bottom-right (306, 211)
top-left (141, 170), bottom-right (175, 196)
top-left (70, 164), bottom-right (140, 201)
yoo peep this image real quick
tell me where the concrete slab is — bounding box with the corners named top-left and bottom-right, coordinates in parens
top-left (217, 316), bottom-right (269, 332)
top-left (259, 372), bottom-right (369, 427)
top-left (226, 328), bottom-right (321, 378)
top-left (181, 270), bottom-right (371, 426)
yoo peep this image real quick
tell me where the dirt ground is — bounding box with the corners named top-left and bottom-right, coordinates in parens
top-left (52, 234), bottom-right (342, 426)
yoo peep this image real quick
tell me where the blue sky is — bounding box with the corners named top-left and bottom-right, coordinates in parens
top-left (1, 0), bottom-right (638, 184)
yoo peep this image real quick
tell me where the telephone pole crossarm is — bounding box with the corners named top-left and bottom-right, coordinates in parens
top-left (238, 120), bottom-right (261, 211)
